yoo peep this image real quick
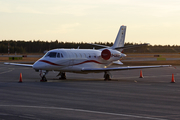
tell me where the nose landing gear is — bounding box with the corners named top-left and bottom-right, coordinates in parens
top-left (39, 70), bottom-right (48, 82)
top-left (41, 75), bottom-right (47, 82)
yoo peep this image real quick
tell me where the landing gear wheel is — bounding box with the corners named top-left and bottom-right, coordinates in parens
top-left (104, 71), bottom-right (111, 81)
top-left (59, 72), bottom-right (66, 80)
top-left (40, 76), bottom-right (47, 82)
top-left (104, 74), bottom-right (111, 81)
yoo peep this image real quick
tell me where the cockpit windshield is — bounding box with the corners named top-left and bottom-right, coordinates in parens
top-left (44, 51), bottom-right (64, 58)
top-left (45, 52), bottom-right (57, 58)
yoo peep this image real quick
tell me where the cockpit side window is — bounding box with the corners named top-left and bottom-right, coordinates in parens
top-left (61, 53), bottom-right (64, 58)
top-left (45, 52), bottom-right (57, 58)
top-left (57, 53), bottom-right (60, 58)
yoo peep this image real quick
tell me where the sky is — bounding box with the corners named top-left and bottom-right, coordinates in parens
top-left (0, 0), bottom-right (180, 45)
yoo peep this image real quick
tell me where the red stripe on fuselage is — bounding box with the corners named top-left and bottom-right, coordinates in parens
top-left (39, 60), bottom-right (103, 66)
top-left (73, 60), bottom-right (103, 65)
top-left (39, 60), bottom-right (62, 66)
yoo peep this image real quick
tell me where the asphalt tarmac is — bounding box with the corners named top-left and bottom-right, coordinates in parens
top-left (0, 63), bottom-right (180, 120)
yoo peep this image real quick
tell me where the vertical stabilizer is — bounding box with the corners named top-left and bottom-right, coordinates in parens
top-left (111, 26), bottom-right (126, 49)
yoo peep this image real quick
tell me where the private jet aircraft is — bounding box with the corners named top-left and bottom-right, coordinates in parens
top-left (5, 26), bottom-right (171, 82)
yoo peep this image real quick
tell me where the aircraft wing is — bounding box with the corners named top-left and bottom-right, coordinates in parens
top-left (81, 65), bottom-right (171, 72)
top-left (4, 62), bottom-right (33, 67)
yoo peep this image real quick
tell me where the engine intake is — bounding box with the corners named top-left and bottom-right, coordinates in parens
top-left (101, 49), bottom-right (111, 60)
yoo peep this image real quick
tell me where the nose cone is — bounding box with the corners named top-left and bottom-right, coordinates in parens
top-left (121, 53), bottom-right (126, 58)
top-left (32, 61), bottom-right (39, 70)
top-left (33, 61), bottom-right (45, 70)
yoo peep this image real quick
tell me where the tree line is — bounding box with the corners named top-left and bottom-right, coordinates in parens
top-left (0, 40), bottom-right (180, 54)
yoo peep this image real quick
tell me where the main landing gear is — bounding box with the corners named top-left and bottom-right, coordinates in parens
top-left (39, 70), bottom-right (48, 82)
top-left (57, 72), bottom-right (66, 80)
top-left (104, 71), bottom-right (111, 81)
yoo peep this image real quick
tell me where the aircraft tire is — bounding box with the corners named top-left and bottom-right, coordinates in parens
top-left (40, 76), bottom-right (47, 82)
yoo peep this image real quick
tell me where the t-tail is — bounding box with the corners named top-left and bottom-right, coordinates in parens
top-left (111, 25), bottom-right (126, 51)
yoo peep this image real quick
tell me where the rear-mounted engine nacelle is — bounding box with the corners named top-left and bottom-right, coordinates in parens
top-left (101, 49), bottom-right (111, 60)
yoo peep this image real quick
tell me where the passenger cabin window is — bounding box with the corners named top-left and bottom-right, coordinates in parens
top-left (88, 53), bottom-right (91, 58)
top-left (83, 53), bottom-right (86, 58)
top-left (45, 52), bottom-right (57, 58)
top-left (79, 53), bottom-right (82, 58)
top-left (74, 53), bottom-right (78, 58)
top-left (93, 53), bottom-right (96, 58)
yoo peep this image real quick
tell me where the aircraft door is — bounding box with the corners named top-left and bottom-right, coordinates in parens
top-left (69, 59), bottom-right (74, 67)
top-left (68, 52), bottom-right (74, 67)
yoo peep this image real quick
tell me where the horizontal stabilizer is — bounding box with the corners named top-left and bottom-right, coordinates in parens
top-left (87, 43), bottom-right (110, 48)
top-left (115, 43), bottom-right (149, 50)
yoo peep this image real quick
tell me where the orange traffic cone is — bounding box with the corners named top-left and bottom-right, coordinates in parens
top-left (171, 74), bottom-right (175, 83)
top-left (139, 70), bottom-right (143, 78)
top-left (19, 73), bottom-right (22, 83)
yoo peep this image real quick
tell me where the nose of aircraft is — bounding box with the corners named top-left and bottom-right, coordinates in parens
top-left (32, 61), bottom-right (44, 70)
top-left (121, 53), bottom-right (126, 58)
top-left (32, 61), bottom-right (38, 70)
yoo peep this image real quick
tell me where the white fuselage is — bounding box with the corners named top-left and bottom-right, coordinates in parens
top-left (32, 48), bottom-right (124, 73)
